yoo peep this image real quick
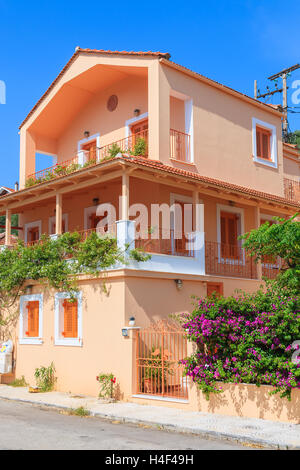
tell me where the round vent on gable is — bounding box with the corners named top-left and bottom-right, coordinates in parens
top-left (107, 95), bottom-right (118, 112)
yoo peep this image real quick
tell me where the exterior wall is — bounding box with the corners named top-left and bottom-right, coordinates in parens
top-left (15, 278), bottom-right (128, 397)
top-left (15, 272), bottom-right (262, 399)
top-left (161, 63), bottom-right (284, 197)
top-left (56, 75), bottom-right (148, 163)
top-left (283, 156), bottom-right (300, 180)
top-left (130, 382), bottom-right (300, 424)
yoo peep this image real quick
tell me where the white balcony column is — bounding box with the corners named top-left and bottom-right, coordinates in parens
top-left (5, 208), bottom-right (11, 246)
top-left (55, 193), bottom-right (63, 235)
top-left (121, 171), bottom-right (129, 221)
top-left (148, 61), bottom-right (170, 161)
top-left (254, 205), bottom-right (262, 281)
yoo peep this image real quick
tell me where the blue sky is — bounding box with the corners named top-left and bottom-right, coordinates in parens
top-left (0, 0), bottom-right (299, 188)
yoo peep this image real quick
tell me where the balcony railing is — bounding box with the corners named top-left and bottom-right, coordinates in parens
top-left (25, 128), bottom-right (192, 187)
top-left (205, 241), bottom-right (258, 279)
top-left (135, 226), bottom-right (195, 257)
top-left (170, 129), bottom-right (191, 163)
top-left (284, 178), bottom-right (300, 203)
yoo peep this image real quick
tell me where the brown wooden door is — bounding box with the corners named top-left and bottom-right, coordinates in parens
top-left (82, 140), bottom-right (97, 162)
top-left (220, 211), bottom-right (239, 259)
top-left (28, 227), bottom-right (39, 242)
top-left (131, 120), bottom-right (148, 155)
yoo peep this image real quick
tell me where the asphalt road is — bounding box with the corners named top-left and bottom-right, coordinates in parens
top-left (0, 399), bottom-right (250, 450)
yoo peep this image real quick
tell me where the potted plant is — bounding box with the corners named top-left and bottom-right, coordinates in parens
top-left (142, 347), bottom-right (173, 394)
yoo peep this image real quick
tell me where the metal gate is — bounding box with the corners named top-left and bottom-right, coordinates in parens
top-left (136, 320), bottom-right (188, 400)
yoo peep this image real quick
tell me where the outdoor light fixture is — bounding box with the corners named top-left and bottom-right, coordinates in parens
top-left (25, 285), bottom-right (33, 295)
top-left (122, 328), bottom-right (129, 337)
top-left (92, 197), bottom-right (99, 206)
top-left (134, 108), bottom-right (140, 117)
top-left (129, 316), bottom-right (135, 326)
top-left (14, 181), bottom-right (19, 191)
top-left (174, 279), bottom-right (183, 290)
top-left (84, 131), bottom-right (90, 138)
top-left (228, 200), bottom-right (235, 207)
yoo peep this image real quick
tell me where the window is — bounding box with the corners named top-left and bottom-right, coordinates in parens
top-left (54, 292), bottom-right (82, 346)
top-left (25, 220), bottom-right (42, 244)
top-left (19, 294), bottom-right (43, 344)
top-left (256, 126), bottom-right (271, 160)
top-left (207, 282), bottom-right (223, 297)
top-left (252, 118), bottom-right (277, 168)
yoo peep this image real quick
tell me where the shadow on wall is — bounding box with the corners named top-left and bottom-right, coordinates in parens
top-left (193, 382), bottom-right (300, 424)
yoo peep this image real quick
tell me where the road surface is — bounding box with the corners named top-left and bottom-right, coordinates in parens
top-left (0, 399), bottom-right (250, 450)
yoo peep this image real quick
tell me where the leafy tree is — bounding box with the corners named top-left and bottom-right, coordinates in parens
top-left (0, 214), bottom-right (19, 235)
top-left (0, 232), bottom-right (150, 336)
top-left (287, 130), bottom-right (300, 150)
top-left (240, 214), bottom-right (300, 293)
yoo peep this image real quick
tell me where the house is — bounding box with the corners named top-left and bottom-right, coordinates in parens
top-left (0, 49), bottom-right (299, 406)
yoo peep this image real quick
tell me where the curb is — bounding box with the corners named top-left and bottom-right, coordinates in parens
top-left (0, 395), bottom-right (298, 450)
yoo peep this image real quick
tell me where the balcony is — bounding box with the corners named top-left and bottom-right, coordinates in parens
top-left (205, 241), bottom-right (258, 279)
top-left (284, 178), bottom-right (300, 204)
top-left (25, 128), bottom-right (191, 187)
top-left (135, 227), bottom-right (195, 258)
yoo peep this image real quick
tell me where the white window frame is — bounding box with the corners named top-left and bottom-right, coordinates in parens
top-left (125, 112), bottom-right (148, 139)
top-left (252, 118), bottom-right (278, 168)
top-left (48, 214), bottom-right (69, 235)
top-left (19, 294), bottom-right (43, 345)
top-left (216, 204), bottom-right (245, 265)
top-left (54, 291), bottom-right (82, 347)
top-left (24, 220), bottom-right (42, 244)
top-left (77, 133), bottom-right (100, 164)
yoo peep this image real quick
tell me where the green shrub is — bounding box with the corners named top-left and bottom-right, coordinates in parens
top-left (34, 362), bottom-right (56, 392)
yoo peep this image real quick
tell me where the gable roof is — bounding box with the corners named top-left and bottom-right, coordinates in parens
top-left (19, 48), bottom-right (282, 130)
top-left (0, 186), bottom-right (14, 197)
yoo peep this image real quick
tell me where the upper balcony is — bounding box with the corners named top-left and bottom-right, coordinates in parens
top-left (25, 126), bottom-right (191, 187)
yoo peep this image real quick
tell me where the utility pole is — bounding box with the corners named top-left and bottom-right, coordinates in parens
top-left (268, 64), bottom-right (300, 142)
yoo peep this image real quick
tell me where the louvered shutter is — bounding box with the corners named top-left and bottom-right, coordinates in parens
top-left (26, 301), bottom-right (39, 337)
top-left (62, 300), bottom-right (78, 338)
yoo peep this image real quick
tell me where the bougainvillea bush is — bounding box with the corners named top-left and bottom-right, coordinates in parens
top-left (181, 287), bottom-right (300, 400)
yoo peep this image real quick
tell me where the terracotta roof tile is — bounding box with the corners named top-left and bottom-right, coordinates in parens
top-left (118, 154), bottom-right (300, 208)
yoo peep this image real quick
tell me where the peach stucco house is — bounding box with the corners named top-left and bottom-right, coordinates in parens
top-left (0, 49), bottom-right (299, 420)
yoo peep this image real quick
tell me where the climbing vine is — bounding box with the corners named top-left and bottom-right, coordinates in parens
top-left (0, 231), bottom-right (150, 333)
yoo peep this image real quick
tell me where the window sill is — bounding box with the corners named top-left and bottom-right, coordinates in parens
top-left (169, 158), bottom-right (195, 167)
top-left (19, 338), bottom-right (43, 345)
top-left (252, 155), bottom-right (277, 169)
top-left (54, 338), bottom-right (82, 347)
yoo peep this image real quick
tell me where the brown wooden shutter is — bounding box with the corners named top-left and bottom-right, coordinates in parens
top-left (62, 300), bottom-right (78, 338)
top-left (207, 282), bottom-right (223, 297)
top-left (256, 126), bottom-right (271, 160)
top-left (26, 301), bottom-right (39, 337)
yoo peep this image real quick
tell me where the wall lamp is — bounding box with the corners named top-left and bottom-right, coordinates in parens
top-left (84, 131), bottom-right (90, 138)
top-left (174, 279), bottom-right (183, 290)
top-left (134, 109), bottom-right (140, 117)
top-left (92, 197), bottom-right (99, 206)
